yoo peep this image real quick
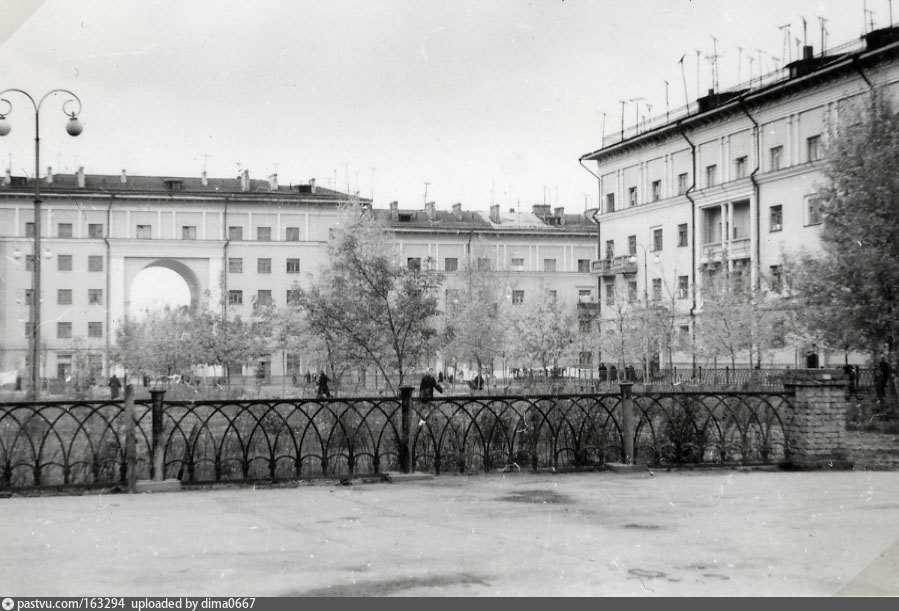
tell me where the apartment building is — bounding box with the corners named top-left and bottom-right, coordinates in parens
top-left (579, 27), bottom-right (899, 367)
top-left (0, 170), bottom-right (597, 380)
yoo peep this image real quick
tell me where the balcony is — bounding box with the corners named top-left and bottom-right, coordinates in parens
top-left (591, 258), bottom-right (613, 276)
top-left (729, 237), bottom-right (751, 259)
top-left (610, 255), bottom-right (638, 275)
top-left (577, 300), bottom-right (601, 312)
top-left (702, 242), bottom-right (723, 263)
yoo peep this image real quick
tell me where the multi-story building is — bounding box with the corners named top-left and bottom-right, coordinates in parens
top-left (0, 169), bottom-right (597, 382)
top-left (579, 28), bottom-right (899, 368)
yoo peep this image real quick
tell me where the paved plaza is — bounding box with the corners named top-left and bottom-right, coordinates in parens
top-left (2, 470), bottom-right (898, 596)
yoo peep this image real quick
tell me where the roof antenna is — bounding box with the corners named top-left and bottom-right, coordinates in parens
top-left (778, 24), bottom-right (792, 63)
top-left (801, 17), bottom-right (808, 47)
top-left (664, 81), bottom-right (669, 122)
top-left (818, 16), bottom-right (828, 55)
top-left (618, 99), bottom-right (627, 139)
top-left (737, 46), bottom-right (743, 82)
top-left (678, 54), bottom-right (689, 108)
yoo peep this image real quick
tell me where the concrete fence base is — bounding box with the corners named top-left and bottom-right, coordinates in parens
top-left (784, 369), bottom-right (854, 469)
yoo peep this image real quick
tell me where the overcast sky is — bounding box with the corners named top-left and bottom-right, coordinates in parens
top-left (0, 0), bottom-right (878, 214)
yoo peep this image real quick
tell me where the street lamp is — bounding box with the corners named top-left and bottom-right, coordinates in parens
top-left (628, 244), bottom-right (661, 384)
top-left (0, 88), bottom-right (83, 400)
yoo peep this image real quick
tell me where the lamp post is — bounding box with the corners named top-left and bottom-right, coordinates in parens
top-left (628, 244), bottom-right (660, 384)
top-left (0, 88), bottom-right (83, 400)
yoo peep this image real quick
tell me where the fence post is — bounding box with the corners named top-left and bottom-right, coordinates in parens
top-left (619, 382), bottom-right (635, 464)
top-left (123, 383), bottom-right (137, 493)
top-left (783, 369), bottom-right (852, 469)
top-left (149, 388), bottom-right (166, 481)
top-left (399, 386), bottom-right (414, 473)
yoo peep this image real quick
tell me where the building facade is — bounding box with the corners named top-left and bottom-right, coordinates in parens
top-left (0, 170), bottom-right (598, 381)
top-left (579, 28), bottom-right (899, 368)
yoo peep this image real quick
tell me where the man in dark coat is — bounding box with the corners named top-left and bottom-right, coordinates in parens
top-left (316, 371), bottom-right (331, 398)
top-left (419, 368), bottom-right (443, 401)
top-left (108, 374), bottom-right (121, 400)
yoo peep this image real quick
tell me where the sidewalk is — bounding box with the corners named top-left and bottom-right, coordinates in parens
top-left (2, 471), bottom-right (898, 596)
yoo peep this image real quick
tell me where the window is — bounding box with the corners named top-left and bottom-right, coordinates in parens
top-left (770, 205), bottom-right (783, 232)
top-left (58, 255), bottom-right (72, 271)
top-left (628, 186), bottom-right (638, 207)
top-left (228, 258), bottom-right (243, 273)
top-left (57, 322), bottom-right (72, 339)
top-left (806, 196), bottom-right (823, 226)
top-left (679, 324), bottom-right (690, 336)
top-left (228, 226), bottom-right (243, 241)
top-left (407, 257), bottom-right (421, 271)
top-left (57, 223), bottom-right (73, 238)
top-left (88, 322), bottom-right (103, 338)
top-left (677, 276), bottom-right (689, 299)
top-left (678, 173), bottom-right (688, 195)
top-left (25, 222), bottom-right (35, 238)
top-left (547, 289), bottom-right (557, 301)
top-left (705, 164), bottom-right (717, 187)
top-left (605, 193), bottom-right (615, 213)
top-left (627, 281), bottom-right (638, 304)
top-left (88, 256), bottom-right (103, 272)
top-left (256, 226), bottom-right (272, 241)
top-left (57, 289), bottom-right (72, 305)
top-left (628, 235), bottom-right (637, 256)
top-left (286, 289), bottom-right (301, 305)
top-left (577, 259), bottom-right (590, 273)
top-left (678, 223), bottom-right (688, 247)
top-left (543, 259), bottom-right (556, 272)
top-left (256, 290), bottom-right (273, 307)
top-left (182, 225), bottom-right (197, 240)
top-left (511, 257), bottom-right (524, 272)
top-left (444, 257), bottom-right (458, 272)
top-left (735, 156), bottom-right (748, 179)
top-left (88, 223), bottom-right (104, 238)
top-left (605, 240), bottom-right (615, 260)
top-left (770, 265), bottom-right (783, 293)
top-left (286, 258), bottom-right (301, 273)
top-left (476, 258), bottom-right (491, 271)
top-left (604, 281), bottom-right (616, 306)
top-left (257, 258), bottom-right (272, 274)
top-left (228, 290), bottom-right (243, 305)
top-left (652, 278), bottom-right (662, 302)
top-left (578, 289), bottom-right (592, 302)
top-left (579, 320), bottom-right (592, 333)
top-left (88, 289), bottom-right (103, 305)
top-left (652, 180), bottom-right (661, 202)
top-left (807, 135), bottom-right (821, 162)
top-left (25, 289), bottom-right (33, 305)
top-left (652, 228), bottom-right (663, 252)
top-left (512, 290), bottom-right (524, 305)
top-left (770, 145), bottom-right (783, 171)
top-left (136, 225), bottom-right (152, 239)
top-left (285, 226), bottom-right (300, 241)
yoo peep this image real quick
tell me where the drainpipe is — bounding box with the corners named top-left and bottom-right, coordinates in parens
top-left (739, 95), bottom-right (763, 369)
top-left (852, 56), bottom-right (874, 89)
top-left (579, 156), bottom-right (604, 310)
top-left (676, 120), bottom-right (697, 374)
top-left (222, 197), bottom-right (230, 319)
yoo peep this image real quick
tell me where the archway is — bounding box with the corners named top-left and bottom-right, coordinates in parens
top-left (128, 259), bottom-right (199, 319)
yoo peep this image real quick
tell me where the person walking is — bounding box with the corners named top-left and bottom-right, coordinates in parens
top-left (419, 367), bottom-right (443, 401)
top-left (108, 374), bottom-right (121, 400)
top-left (316, 371), bottom-right (331, 398)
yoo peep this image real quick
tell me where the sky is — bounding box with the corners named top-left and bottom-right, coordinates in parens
top-left (0, 0), bottom-right (882, 215)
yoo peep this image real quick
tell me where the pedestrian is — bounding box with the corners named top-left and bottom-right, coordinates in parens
top-left (108, 374), bottom-right (121, 400)
top-left (419, 367), bottom-right (444, 401)
top-left (598, 362), bottom-right (607, 382)
top-left (876, 357), bottom-right (891, 401)
top-left (316, 371), bottom-right (331, 398)
top-left (304, 370), bottom-right (311, 384)
top-left (437, 370), bottom-right (445, 384)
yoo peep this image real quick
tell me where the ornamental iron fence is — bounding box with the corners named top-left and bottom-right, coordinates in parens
top-left (0, 386), bottom-right (794, 491)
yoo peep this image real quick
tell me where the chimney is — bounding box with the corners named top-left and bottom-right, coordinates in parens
top-left (240, 169), bottom-right (249, 192)
top-left (452, 202), bottom-right (462, 220)
top-left (389, 201), bottom-right (399, 220)
top-left (309, 178), bottom-right (316, 193)
top-left (201, 170), bottom-right (208, 187)
top-left (532, 204), bottom-right (551, 218)
top-left (268, 173), bottom-right (278, 191)
top-left (554, 207), bottom-right (565, 225)
top-left (424, 201), bottom-right (436, 221)
top-left (489, 204), bottom-right (501, 223)
top-left (120, 169), bottom-right (127, 184)
top-left (803, 45), bottom-right (814, 60)
top-left (76, 166), bottom-right (85, 188)
top-left (46, 166), bottom-right (53, 184)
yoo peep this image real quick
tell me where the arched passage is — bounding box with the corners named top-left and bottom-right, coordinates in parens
top-left (128, 259), bottom-right (201, 318)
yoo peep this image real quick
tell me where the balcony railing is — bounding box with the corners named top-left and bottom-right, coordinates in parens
top-left (591, 259), bottom-right (612, 275)
top-left (610, 255), bottom-right (638, 275)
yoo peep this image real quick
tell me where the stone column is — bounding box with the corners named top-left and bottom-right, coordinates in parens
top-left (783, 369), bottom-right (853, 469)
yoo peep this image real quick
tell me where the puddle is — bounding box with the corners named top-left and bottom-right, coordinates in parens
top-left (496, 489), bottom-right (572, 504)
top-left (289, 572), bottom-right (489, 596)
top-left (622, 523), bottom-right (662, 530)
top-left (628, 568), bottom-right (667, 579)
top-left (703, 573), bottom-right (731, 580)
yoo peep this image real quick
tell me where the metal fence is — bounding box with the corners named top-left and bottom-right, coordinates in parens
top-left (0, 387), bottom-right (794, 491)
